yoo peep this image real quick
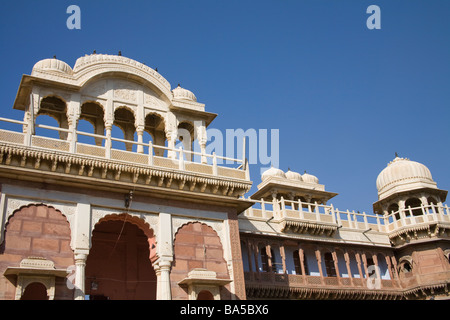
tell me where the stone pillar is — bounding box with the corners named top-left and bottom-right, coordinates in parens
top-left (299, 248), bottom-right (307, 282)
top-left (271, 190), bottom-right (279, 217)
top-left (344, 250), bottom-right (354, 285)
top-left (166, 130), bottom-right (177, 159)
top-left (398, 200), bottom-right (406, 219)
top-left (280, 244), bottom-right (286, 274)
top-left (372, 254), bottom-right (381, 288)
top-left (24, 89), bottom-right (40, 145)
top-left (315, 249), bottom-right (325, 285)
top-left (355, 252), bottom-right (365, 280)
top-left (195, 121), bottom-right (207, 163)
top-left (332, 251), bottom-right (340, 280)
top-left (68, 116), bottom-right (79, 154)
top-left (104, 121), bottom-right (113, 159)
top-left (253, 241), bottom-right (260, 275)
top-left (156, 212), bottom-right (173, 300)
top-left (74, 252), bottom-right (88, 300)
top-left (67, 93), bottom-right (81, 153)
top-left (244, 241), bottom-right (252, 273)
top-left (266, 244), bottom-right (273, 273)
top-left (71, 201), bottom-right (91, 300)
top-left (156, 259), bottom-right (172, 300)
top-left (136, 125), bottom-right (144, 153)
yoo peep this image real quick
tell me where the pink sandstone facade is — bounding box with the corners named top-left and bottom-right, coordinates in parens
top-left (0, 54), bottom-right (448, 300)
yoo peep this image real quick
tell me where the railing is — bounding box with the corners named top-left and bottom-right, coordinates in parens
top-left (245, 198), bottom-right (381, 232)
top-left (383, 204), bottom-right (450, 233)
top-left (244, 271), bottom-right (399, 290)
top-left (0, 116), bottom-right (249, 180)
top-left (244, 197), bottom-right (450, 234)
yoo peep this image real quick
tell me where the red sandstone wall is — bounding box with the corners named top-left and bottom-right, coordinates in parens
top-left (170, 222), bottom-right (231, 299)
top-left (0, 204), bottom-right (74, 300)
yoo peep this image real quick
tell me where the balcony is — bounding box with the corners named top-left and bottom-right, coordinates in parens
top-left (383, 205), bottom-right (450, 233)
top-left (0, 117), bottom-right (252, 199)
top-left (244, 198), bottom-right (387, 236)
top-left (243, 271), bottom-right (402, 299)
top-left (243, 198), bottom-right (450, 239)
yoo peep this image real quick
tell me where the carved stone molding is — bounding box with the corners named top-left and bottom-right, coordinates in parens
top-left (0, 143), bottom-right (251, 198)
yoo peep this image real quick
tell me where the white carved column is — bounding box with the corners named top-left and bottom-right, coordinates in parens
top-left (271, 190), bottom-right (279, 218)
top-left (136, 125), bottom-right (144, 153)
top-left (136, 89), bottom-right (145, 154)
top-left (194, 121), bottom-right (207, 163)
top-left (104, 120), bottom-right (113, 159)
top-left (24, 88), bottom-right (40, 146)
top-left (154, 263), bottom-right (161, 299)
top-left (398, 199), bottom-right (406, 220)
top-left (68, 94), bottom-right (81, 154)
top-left (72, 202), bottom-right (91, 300)
top-left (155, 212), bottom-right (173, 300)
top-left (74, 252), bottom-right (88, 300)
top-left (166, 129), bottom-right (178, 159)
top-left (158, 259), bottom-right (172, 300)
top-left (105, 79), bottom-right (114, 158)
top-left (165, 114), bottom-right (178, 159)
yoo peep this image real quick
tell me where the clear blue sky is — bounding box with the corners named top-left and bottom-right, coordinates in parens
top-left (0, 0), bottom-right (449, 214)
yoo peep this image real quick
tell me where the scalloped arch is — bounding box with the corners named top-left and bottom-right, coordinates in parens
top-left (93, 213), bottom-right (157, 262)
top-left (2, 203), bottom-right (72, 248)
top-left (173, 221), bottom-right (224, 248)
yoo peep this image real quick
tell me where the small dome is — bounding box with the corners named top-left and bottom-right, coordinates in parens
top-left (302, 171), bottom-right (319, 184)
top-left (261, 167), bottom-right (286, 181)
top-left (32, 58), bottom-right (73, 75)
top-left (376, 156), bottom-right (434, 193)
top-left (285, 169), bottom-right (303, 181)
top-left (172, 85), bottom-right (197, 102)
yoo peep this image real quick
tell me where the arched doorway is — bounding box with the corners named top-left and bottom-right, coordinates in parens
top-left (85, 215), bottom-right (157, 300)
top-left (197, 290), bottom-right (214, 300)
top-left (20, 282), bottom-right (49, 300)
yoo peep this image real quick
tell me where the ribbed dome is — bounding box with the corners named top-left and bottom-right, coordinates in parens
top-left (285, 169), bottom-right (303, 181)
top-left (261, 167), bottom-right (286, 181)
top-left (302, 171), bottom-right (319, 184)
top-left (172, 85), bottom-right (197, 102)
top-left (32, 58), bottom-right (73, 75)
top-left (376, 157), bottom-right (434, 193)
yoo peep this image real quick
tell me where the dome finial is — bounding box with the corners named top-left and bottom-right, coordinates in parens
top-left (395, 152), bottom-right (399, 158)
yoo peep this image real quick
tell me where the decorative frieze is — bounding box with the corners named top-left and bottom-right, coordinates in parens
top-left (0, 142), bottom-right (251, 198)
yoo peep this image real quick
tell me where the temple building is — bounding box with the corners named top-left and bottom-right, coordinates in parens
top-left (0, 54), bottom-right (448, 300)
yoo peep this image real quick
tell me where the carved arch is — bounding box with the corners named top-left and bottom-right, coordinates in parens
top-left (93, 213), bottom-right (157, 263)
top-left (172, 219), bottom-right (225, 248)
top-left (2, 203), bottom-right (73, 247)
top-left (77, 67), bottom-right (172, 103)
